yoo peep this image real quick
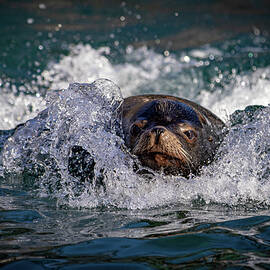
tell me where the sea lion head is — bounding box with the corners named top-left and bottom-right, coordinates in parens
top-left (121, 96), bottom-right (225, 176)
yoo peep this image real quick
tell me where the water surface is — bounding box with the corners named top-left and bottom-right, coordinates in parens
top-left (1, 0), bottom-right (270, 269)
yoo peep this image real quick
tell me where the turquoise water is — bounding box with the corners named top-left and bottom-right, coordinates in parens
top-left (1, 0), bottom-right (270, 269)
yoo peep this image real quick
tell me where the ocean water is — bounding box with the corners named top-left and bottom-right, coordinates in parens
top-left (1, 0), bottom-right (270, 269)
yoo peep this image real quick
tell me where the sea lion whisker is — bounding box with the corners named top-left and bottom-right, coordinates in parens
top-left (177, 148), bottom-right (192, 165)
top-left (181, 147), bottom-right (192, 160)
top-left (176, 147), bottom-right (193, 169)
top-left (174, 141), bottom-right (192, 160)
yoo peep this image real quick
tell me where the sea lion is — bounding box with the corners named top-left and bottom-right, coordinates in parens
top-left (2, 92), bottom-right (225, 180)
top-left (120, 95), bottom-right (225, 176)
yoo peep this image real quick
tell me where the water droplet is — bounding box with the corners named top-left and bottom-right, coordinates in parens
top-left (55, 24), bottom-right (62, 31)
top-left (183, 55), bottom-right (190, 63)
top-left (38, 3), bottom-right (46, 9)
top-left (164, 50), bottom-right (170, 57)
top-left (27, 18), bottom-right (34, 24)
top-left (126, 45), bottom-right (133, 54)
top-left (253, 27), bottom-right (260, 36)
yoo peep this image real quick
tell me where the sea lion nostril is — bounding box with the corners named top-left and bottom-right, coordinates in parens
top-left (152, 127), bottom-right (165, 135)
top-left (152, 127), bottom-right (165, 144)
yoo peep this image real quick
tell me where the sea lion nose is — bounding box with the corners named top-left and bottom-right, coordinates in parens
top-left (152, 126), bottom-right (165, 144)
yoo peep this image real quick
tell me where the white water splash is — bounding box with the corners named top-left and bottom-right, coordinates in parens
top-left (39, 44), bottom-right (202, 98)
top-left (38, 43), bottom-right (270, 120)
top-left (0, 93), bottom-right (45, 130)
top-left (1, 80), bottom-right (270, 210)
top-left (198, 106), bottom-right (270, 205)
top-left (1, 44), bottom-right (269, 129)
top-left (1, 44), bottom-right (270, 209)
top-left (199, 67), bottom-right (270, 121)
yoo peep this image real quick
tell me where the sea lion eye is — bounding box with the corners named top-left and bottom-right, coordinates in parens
top-left (130, 124), bottom-right (142, 136)
top-left (183, 130), bottom-right (197, 140)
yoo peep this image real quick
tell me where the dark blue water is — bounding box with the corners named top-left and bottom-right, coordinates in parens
top-left (1, 0), bottom-right (270, 269)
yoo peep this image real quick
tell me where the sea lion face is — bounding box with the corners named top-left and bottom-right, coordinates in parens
top-left (122, 97), bottom-right (223, 176)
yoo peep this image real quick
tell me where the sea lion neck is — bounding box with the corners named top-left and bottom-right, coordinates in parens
top-left (135, 99), bottom-right (202, 128)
